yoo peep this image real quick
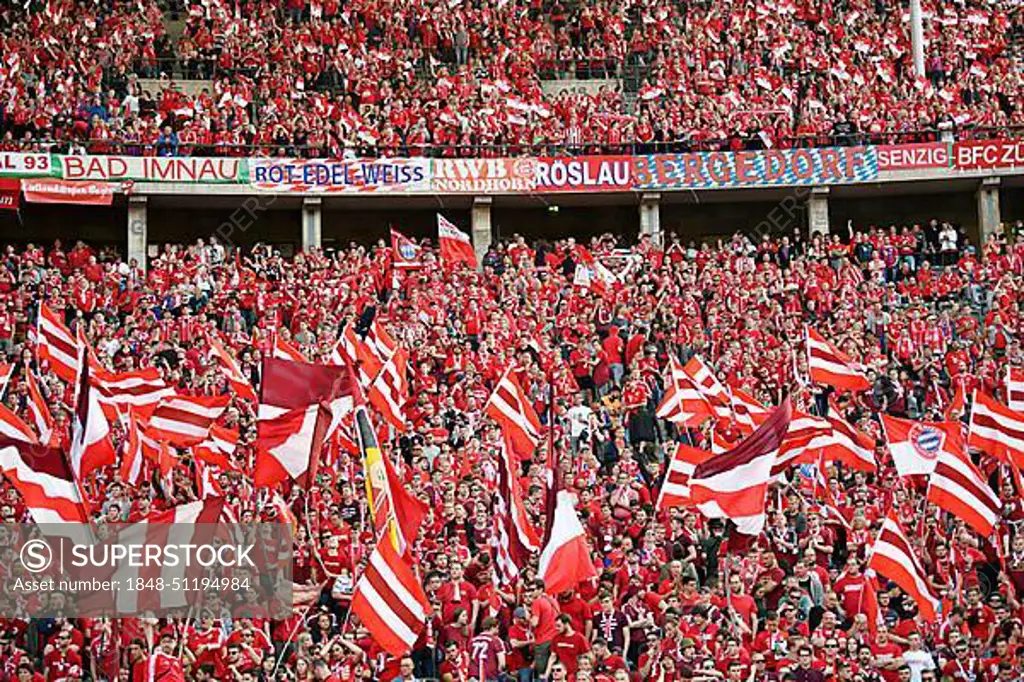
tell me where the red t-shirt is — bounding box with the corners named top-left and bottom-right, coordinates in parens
top-left (531, 595), bottom-right (560, 644)
top-left (550, 631), bottom-right (590, 675)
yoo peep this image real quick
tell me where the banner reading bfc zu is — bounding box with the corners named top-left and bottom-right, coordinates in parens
top-left (250, 157), bottom-right (430, 192)
top-left (634, 147), bottom-right (877, 189)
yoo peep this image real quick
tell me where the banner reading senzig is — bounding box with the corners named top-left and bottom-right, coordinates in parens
top-left (249, 157), bottom-right (431, 192)
top-left (634, 146), bottom-right (878, 189)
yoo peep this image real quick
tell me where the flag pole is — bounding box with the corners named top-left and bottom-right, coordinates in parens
top-left (543, 364), bottom-right (559, 546)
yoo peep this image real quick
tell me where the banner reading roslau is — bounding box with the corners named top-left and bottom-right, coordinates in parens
top-left (634, 147), bottom-right (878, 189)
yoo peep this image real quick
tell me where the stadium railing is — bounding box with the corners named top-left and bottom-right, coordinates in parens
top-left (8, 126), bottom-right (1022, 160)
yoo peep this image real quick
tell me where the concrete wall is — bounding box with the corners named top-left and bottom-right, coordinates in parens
top-left (147, 206), bottom-right (301, 251)
top-left (6, 184), bottom-right (1016, 254)
top-left (829, 191), bottom-right (978, 238)
top-left (321, 209), bottom-right (470, 245)
top-left (0, 203), bottom-right (126, 248)
top-left (660, 199), bottom-right (806, 242)
top-left (1003, 188), bottom-right (1024, 226)
top-left (491, 205), bottom-right (638, 243)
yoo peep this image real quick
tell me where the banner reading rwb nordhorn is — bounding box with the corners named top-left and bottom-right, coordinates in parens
top-left (634, 146), bottom-right (878, 189)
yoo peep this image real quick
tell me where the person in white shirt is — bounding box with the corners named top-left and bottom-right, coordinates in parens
top-left (566, 394), bottom-right (593, 454)
top-left (901, 632), bottom-right (936, 682)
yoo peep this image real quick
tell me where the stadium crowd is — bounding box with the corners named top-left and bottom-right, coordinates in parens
top-left (0, 214), bottom-right (1021, 682)
top-left (0, 0), bottom-right (1023, 157)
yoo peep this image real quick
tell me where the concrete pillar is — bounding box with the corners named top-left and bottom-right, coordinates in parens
top-left (910, 0), bottom-right (925, 78)
top-left (639, 193), bottom-right (662, 246)
top-left (301, 197), bottom-right (322, 251)
top-left (127, 195), bottom-right (148, 272)
top-left (977, 177), bottom-right (1001, 242)
top-left (471, 196), bottom-right (493, 268)
top-left (807, 187), bottom-right (830, 237)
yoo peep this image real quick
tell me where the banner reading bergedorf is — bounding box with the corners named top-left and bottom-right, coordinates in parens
top-left (633, 146), bottom-right (878, 189)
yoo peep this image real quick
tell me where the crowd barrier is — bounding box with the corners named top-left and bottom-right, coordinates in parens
top-left (0, 140), bottom-right (1022, 201)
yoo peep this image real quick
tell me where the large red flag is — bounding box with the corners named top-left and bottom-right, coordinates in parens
top-left (254, 357), bottom-right (353, 487)
top-left (69, 331), bottom-right (117, 480)
top-left (538, 489), bottom-right (597, 594)
top-left (437, 213), bottom-right (477, 269)
top-left (390, 228), bottom-right (424, 269)
top-left (689, 397), bottom-right (792, 535)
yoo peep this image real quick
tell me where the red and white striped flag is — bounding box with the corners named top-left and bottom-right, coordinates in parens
top-left (656, 442), bottom-right (715, 511)
top-left (730, 388), bottom-right (769, 431)
top-left (867, 513), bottom-right (940, 621)
top-left (332, 324), bottom-right (377, 387)
top-left (107, 499), bottom-right (226, 615)
top-left (37, 303), bottom-right (78, 383)
top-left (120, 408), bottom-right (175, 488)
top-left (364, 319), bottom-right (398, 364)
top-left (24, 370), bottom-right (55, 446)
top-left (806, 327), bottom-right (870, 392)
top-left (92, 367), bottom-right (174, 424)
top-left (208, 336), bottom-right (257, 403)
top-left (689, 397), bottom-right (792, 535)
top-left (655, 356), bottom-right (714, 427)
top-left (0, 403), bottom-right (39, 443)
top-left (683, 355), bottom-right (730, 414)
top-left (0, 436), bottom-right (89, 525)
top-left (332, 321), bottom-right (396, 388)
top-left (368, 347), bottom-right (409, 429)
top-left (1007, 368), bottom-right (1024, 412)
top-left (69, 332), bottom-right (117, 480)
top-left (438, 213), bottom-right (477, 269)
top-left (968, 390), bottom-right (1024, 469)
top-left (272, 333), bottom-right (306, 362)
top-left (351, 534), bottom-right (432, 657)
top-left (926, 436), bottom-right (1001, 537)
top-left (148, 394), bottom-right (230, 447)
top-left (120, 408), bottom-right (146, 486)
top-left (820, 411), bottom-right (876, 472)
top-left (193, 423), bottom-right (240, 471)
top-left (494, 431), bottom-right (540, 584)
top-left (195, 459), bottom-right (224, 499)
top-left (484, 366), bottom-right (542, 459)
top-left (773, 412), bottom-right (834, 477)
top-left (0, 363), bottom-right (13, 399)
